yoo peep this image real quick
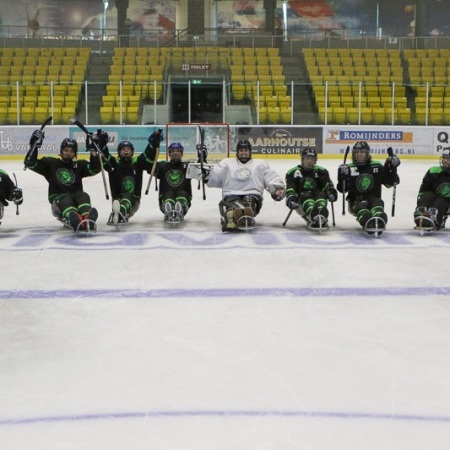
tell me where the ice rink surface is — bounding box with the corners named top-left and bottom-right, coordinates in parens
top-left (1, 156), bottom-right (450, 449)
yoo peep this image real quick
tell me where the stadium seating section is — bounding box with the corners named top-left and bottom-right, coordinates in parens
top-left (1, 46), bottom-right (450, 125)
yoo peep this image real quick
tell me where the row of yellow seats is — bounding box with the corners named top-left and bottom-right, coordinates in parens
top-left (258, 106), bottom-right (292, 124)
top-left (0, 94), bottom-right (79, 108)
top-left (100, 106), bottom-right (140, 124)
top-left (0, 65), bottom-right (86, 77)
top-left (105, 83), bottom-right (163, 101)
top-left (0, 84), bottom-right (81, 96)
top-left (0, 47), bottom-right (89, 57)
top-left (312, 84), bottom-right (407, 97)
top-left (0, 75), bottom-right (85, 85)
top-left (318, 105), bottom-right (412, 125)
top-left (305, 48), bottom-right (400, 58)
top-left (404, 49), bottom-right (450, 59)
top-left (112, 55), bottom-right (164, 65)
top-left (407, 58), bottom-right (449, 68)
top-left (415, 97), bottom-right (450, 108)
top-left (108, 74), bottom-right (164, 84)
top-left (102, 95), bottom-right (140, 108)
top-left (0, 105), bottom-right (76, 125)
top-left (232, 83), bottom-right (288, 100)
top-left (415, 107), bottom-right (450, 125)
top-left (256, 95), bottom-right (291, 108)
top-left (316, 95), bottom-right (407, 108)
top-left (110, 65), bottom-right (164, 76)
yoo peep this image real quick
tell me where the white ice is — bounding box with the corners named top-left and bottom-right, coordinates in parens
top-left (1, 157), bottom-right (450, 450)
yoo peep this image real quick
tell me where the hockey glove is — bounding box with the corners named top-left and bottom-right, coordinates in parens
top-left (96, 129), bottom-right (109, 148)
top-left (286, 195), bottom-right (300, 210)
top-left (385, 154), bottom-right (400, 171)
top-left (271, 188), bottom-right (285, 202)
top-left (326, 187), bottom-right (338, 202)
top-left (338, 164), bottom-right (351, 184)
top-left (148, 129), bottom-right (164, 149)
top-left (11, 187), bottom-right (23, 205)
top-left (196, 144), bottom-right (208, 163)
top-left (29, 129), bottom-right (45, 149)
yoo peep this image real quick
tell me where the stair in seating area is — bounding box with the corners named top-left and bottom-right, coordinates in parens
top-left (281, 54), bottom-right (318, 124)
top-left (78, 51), bottom-right (113, 125)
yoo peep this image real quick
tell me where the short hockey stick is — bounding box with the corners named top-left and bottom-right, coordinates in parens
top-left (387, 147), bottom-right (397, 217)
top-left (69, 117), bottom-right (109, 200)
top-left (24, 115), bottom-right (52, 171)
top-left (145, 147), bottom-right (160, 195)
top-left (341, 145), bottom-right (350, 215)
top-left (13, 173), bottom-right (19, 215)
top-left (282, 209), bottom-right (294, 227)
top-left (330, 200), bottom-right (335, 226)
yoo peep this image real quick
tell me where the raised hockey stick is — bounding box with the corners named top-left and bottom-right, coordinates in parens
top-left (387, 147), bottom-right (397, 217)
top-left (24, 115), bottom-right (52, 171)
top-left (282, 209), bottom-right (294, 227)
top-left (69, 117), bottom-right (109, 200)
top-left (341, 145), bottom-right (350, 215)
top-left (198, 126), bottom-right (207, 200)
top-left (145, 147), bottom-right (160, 195)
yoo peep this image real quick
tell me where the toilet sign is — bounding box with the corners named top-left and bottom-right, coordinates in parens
top-left (182, 64), bottom-right (211, 71)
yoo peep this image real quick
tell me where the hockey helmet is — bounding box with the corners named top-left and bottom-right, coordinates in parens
top-left (60, 138), bottom-right (78, 160)
top-left (117, 140), bottom-right (134, 161)
top-left (301, 147), bottom-right (317, 169)
top-left (440, 148), bottom-right (450, 171)
top-left (236, 140), bottom-right (252, 163)
top-left (352, 141), bottom-right (371, 166)
top-left (168, 142), bottom-right (184, 155)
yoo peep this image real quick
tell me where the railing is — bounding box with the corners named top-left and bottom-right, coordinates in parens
top-left (1, 79), bottom-right (449, 127)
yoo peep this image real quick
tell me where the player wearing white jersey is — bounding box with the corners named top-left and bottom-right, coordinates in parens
top-left (207, 140), bottom-right (285, 232)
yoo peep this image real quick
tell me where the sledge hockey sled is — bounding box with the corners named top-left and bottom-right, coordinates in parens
top-left (107, 200), bottom-right (128, 230)
top-left (364, 216), bottom-right (386, 237)
top-left (414, 215), bottom-right (436, 236)
top-left (164, 209), bottom-right (184, 224)
top-left (306, 214), bottom-right (329, 234)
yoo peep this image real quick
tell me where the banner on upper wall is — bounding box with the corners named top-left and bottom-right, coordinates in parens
top-left (234, 126), bottom-right (322, 156)
top-left (322, 126), bottom-right (435, 157)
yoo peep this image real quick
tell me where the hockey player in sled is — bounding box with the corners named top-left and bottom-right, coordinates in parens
top-left (413, 148), bottom-right (450, 235)
top-left (24, 130), bottom-right (101, 235)
top-left (337, 141), bottom-right (400, 237)
top-left (155, 142), bottom-right (212, 225)
top-left (98, 130), bottom-right (161, 230)
top-left (284, 147), bottom-right (337, 233)
top-left (205, 140), bottom-right (285, 232)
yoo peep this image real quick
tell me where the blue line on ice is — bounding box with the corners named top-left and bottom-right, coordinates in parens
top-left (1, 409), bottom-right (450, 426)
top-left (0, 287), bottom-right (450, 299)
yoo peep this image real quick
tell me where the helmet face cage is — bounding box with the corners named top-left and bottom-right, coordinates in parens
top-left (168, 142), bottom-right (184, 157)
top-left (60, 138), bottom-right (78, 158)
top-left (236, 140), bottom-right (252, 162)
top-left (117, 141), bottom-right (134, 158)
top-left (441, 149), bottom-right (450, 170)
top-left (352, 141), bottom-right (371, 165)
top-left (301, 148), bottom-right (317, 169)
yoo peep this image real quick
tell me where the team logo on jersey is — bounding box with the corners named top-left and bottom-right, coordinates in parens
top-left (356, 174), bottom-right (374, 192)
top-left (234, 167), bottom-right (251, 181)
top-left (437, 183), bottom-right (450, 198)
top-left (121, 176), bottom-right (135, 194)
top-left (56, 168), bottom-right (75, 186)
top-left (166, 169), bottom-right (183, 187)
top-left (301, 178), bottom-right (316, 190)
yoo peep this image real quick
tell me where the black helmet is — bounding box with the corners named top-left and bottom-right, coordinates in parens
top-left (440, 148), bottom-right (450, 171)
top-left (301, 147), bottom-right (317, 169)
top-left (236, 140), bottom-right (252, 163)
top-left (117, 140), bottom-right (134, 156)
top-left (352, 141), bottom-right (371, 166)
top-left (60, 138), bottom-right (78, 158)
